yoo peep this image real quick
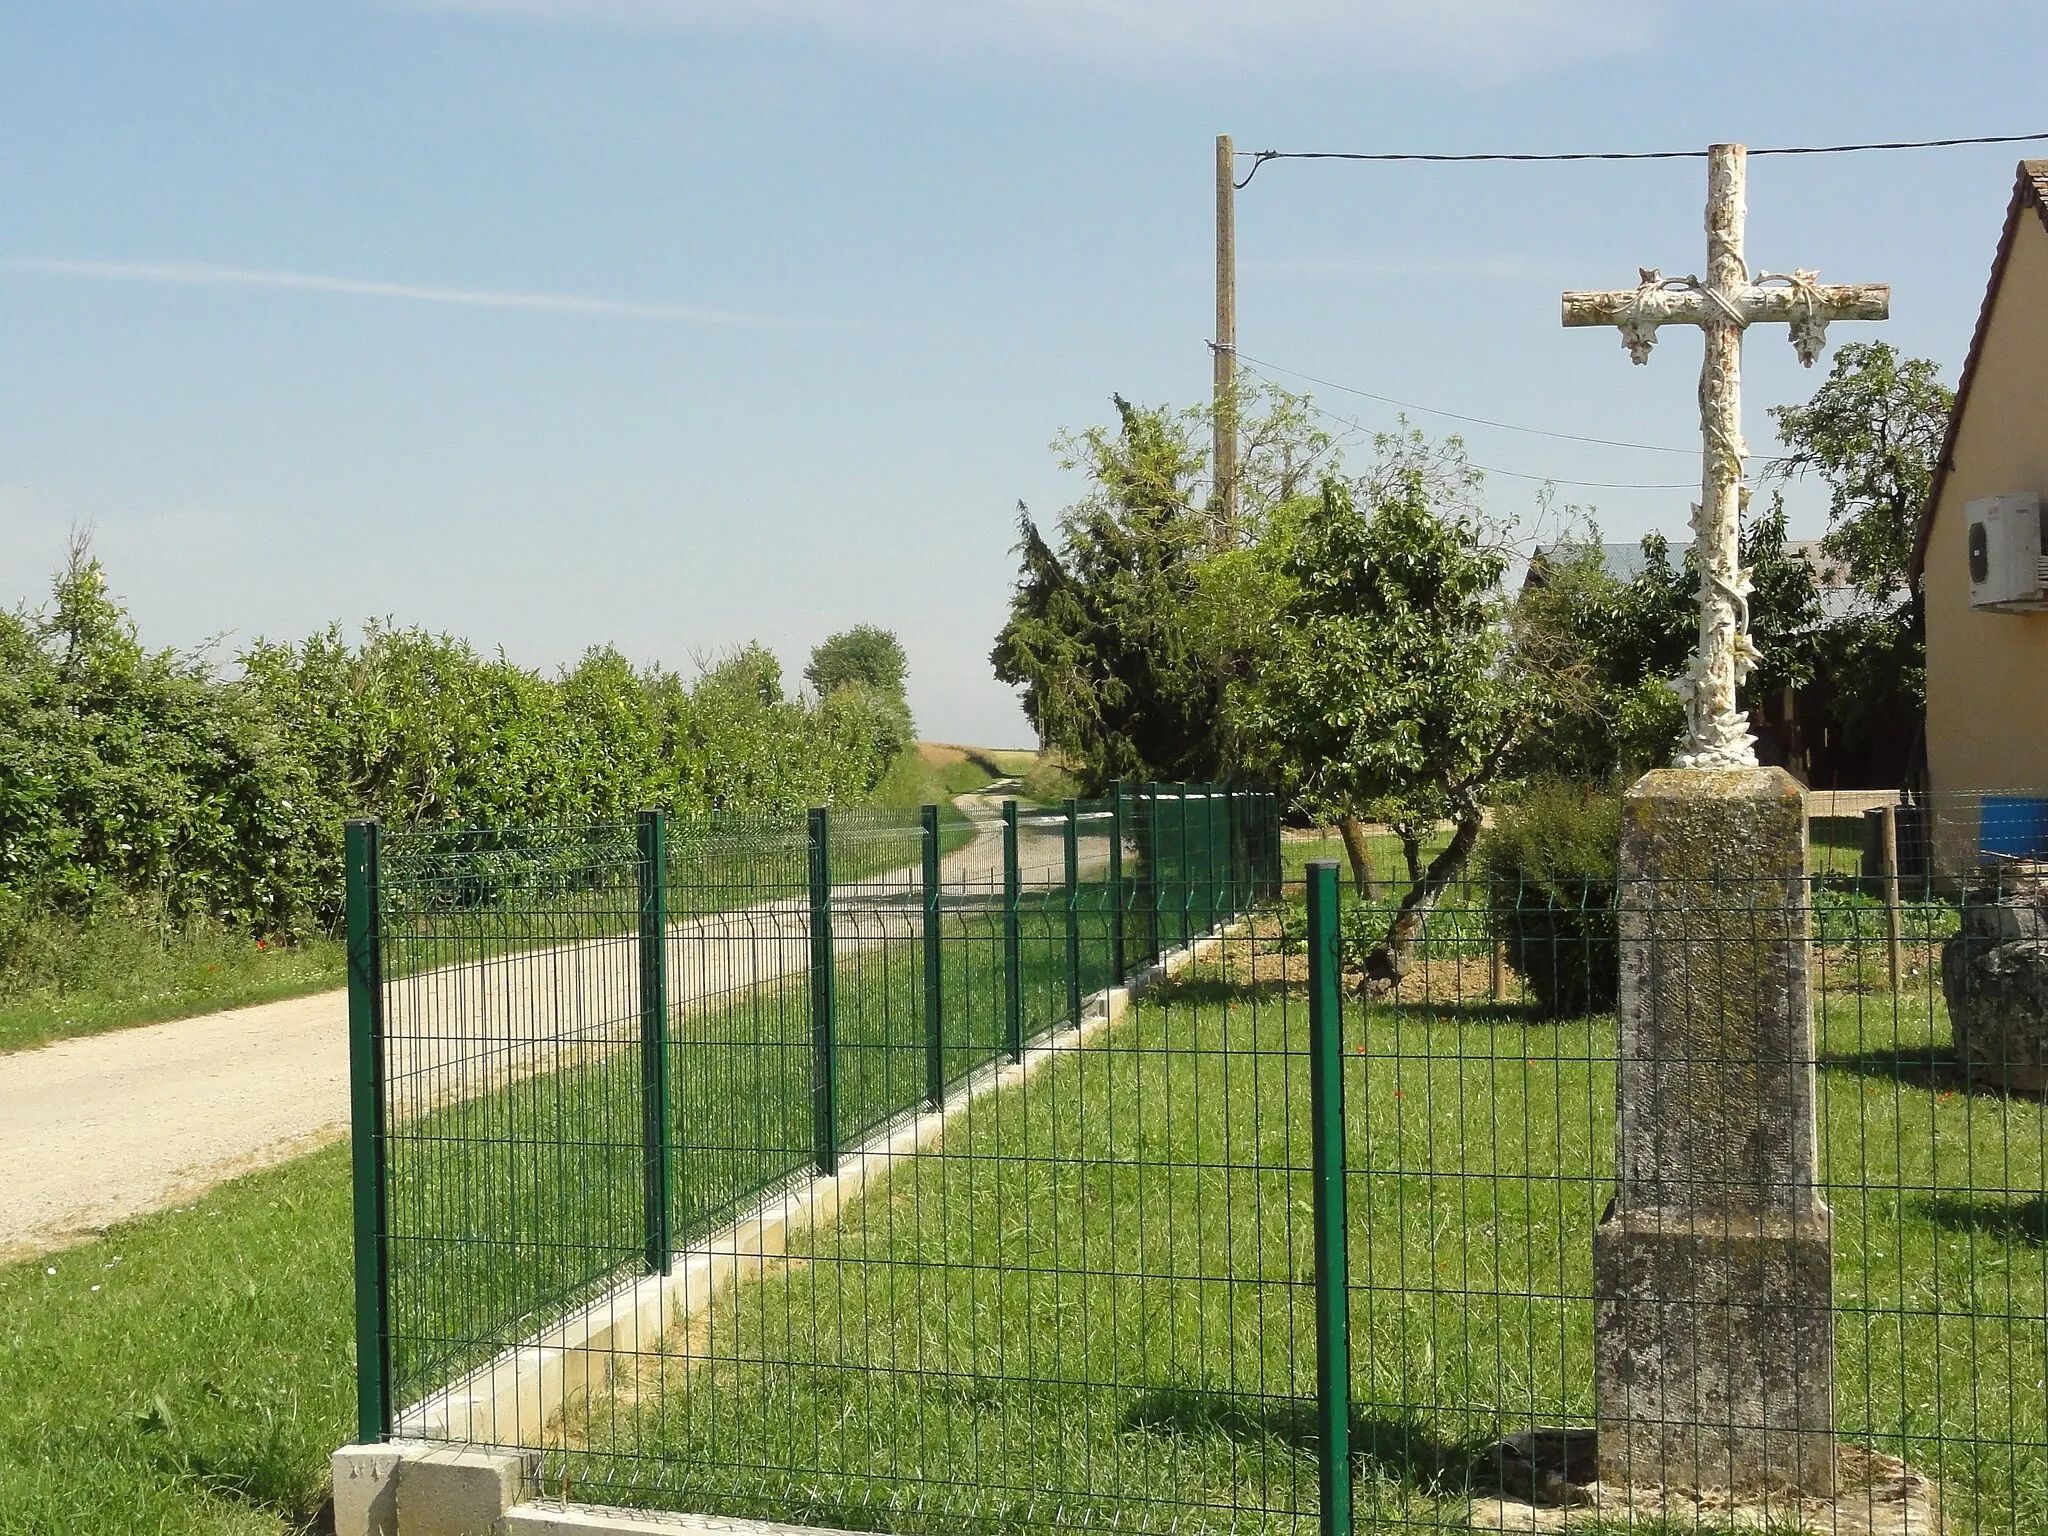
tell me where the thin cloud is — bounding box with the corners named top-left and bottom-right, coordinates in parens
top-left (426, 0), bottom-right (1661, 75)
top-left (5, 258), bottom-right (865, 330)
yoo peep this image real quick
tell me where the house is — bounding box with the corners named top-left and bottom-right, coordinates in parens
top-left (1909, 160), bottom-right (2048, 867)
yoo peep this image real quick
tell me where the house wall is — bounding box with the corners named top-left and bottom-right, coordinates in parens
top-left (1924, 206), bottom-right (2048, 858)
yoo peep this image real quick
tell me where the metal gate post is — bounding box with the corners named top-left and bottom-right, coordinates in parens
top-left (1002, 800), bottom-right (1022, 1061)
top-left (1063, 798), bottom-right (1082, 1025)
top-left (1108, 784), bottom-right (1127, 981)
top-left (345, 818), bottom-right (391, 1442)
top-left (637, 809), bottom-right (672, 1274)
top-left (1306, 860), bottom-right (1354, 1536)
top-left (921, 803), bottom-right (945, 1107)
top-left (807, 807), bottom-right (838, 1176)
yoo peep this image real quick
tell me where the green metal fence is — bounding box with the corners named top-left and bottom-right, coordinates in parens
top-left (346, 785), bottom-right (1285, 1476)
top-left (347, 788), bottom-right (2044, 1535)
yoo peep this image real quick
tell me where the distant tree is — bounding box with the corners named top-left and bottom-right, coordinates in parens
top-left (1508, 498), bottom-right (1827, 781)
top-left (1764, 342), bottom-right (1949, 767)
top-left (990, 383), bottom-right (1336, 791)
top-left (1232, 437), bottom-right (1529, 983)
top-left (805, 625), bottom-right (908, 703)
top-left (1765, 341), bottom-right (1952, 602)
top-left (992, 395), bottom-right (1222, 789)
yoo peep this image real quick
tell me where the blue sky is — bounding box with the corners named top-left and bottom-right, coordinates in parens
top-left (2, 2), bottom-right (2041, 745)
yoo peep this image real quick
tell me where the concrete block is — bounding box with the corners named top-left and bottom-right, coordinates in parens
top-left (332, 1444), bottom-right (405, 1536)
top-left (504, 1503), bottom-right (865, 1536)
top-left (395, 1445), bottom-right (530, 1536)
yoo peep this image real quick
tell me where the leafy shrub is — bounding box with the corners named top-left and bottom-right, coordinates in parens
top-left (1478, 781), bottom-right (1621, 1018)
top-left (1019, 758), bottom-right (1083, 805)
top-left (1, 548), bottom-right (912, 948)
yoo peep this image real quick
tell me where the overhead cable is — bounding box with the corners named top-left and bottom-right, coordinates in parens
top-left (1223, 345), bottom-right (1696, 456)
top-left (1284, 393), bottom-right (1699, 492)
top-left (1234, 131), bottom-right (2048, 187)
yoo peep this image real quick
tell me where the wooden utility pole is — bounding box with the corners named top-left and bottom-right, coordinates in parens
top-left (1213, 133), bottom-right (1238, 550)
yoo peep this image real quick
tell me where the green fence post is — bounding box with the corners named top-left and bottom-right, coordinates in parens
top-left (1147, 784), bottom-right (1163, 963)
top-left (344, 817), bottom-right (390, 1444)
top-left (1108, 784), bottom-right (1127, 981)
top-left (1306, 860), bottom-right (1355, 1536)
top-left (637, 809), bottom-right (672, 1274)
top-left (1268, 791), bottom-right (1283, 900)
top-left (1177, 783), bottom-right (1193, 947)
top-left (1223, 787), bottom-right (1239, 919)
top-left (921, 803), bottom-right (945, 1108)
top-left (1002, 799), bottom-right (1022, 1061)
top-left (807, 807), bottom-right (838, 1177)
top-left (1210, 784), bottom-right (1225, 931)
top-left (1063, 798), bottom-right (1082, 1026)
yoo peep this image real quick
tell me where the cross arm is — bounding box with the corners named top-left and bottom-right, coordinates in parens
top-left (1560, 286), bottom-right (1709, 329)
top-left (1735, 281), bottom-right (1888, 325)
top-left (1562, 274), bottom-right (1889, 365)
top-left (1561, 280), bottom-right (1709, 364)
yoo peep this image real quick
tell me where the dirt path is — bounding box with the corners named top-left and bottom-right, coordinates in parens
top-left (0, 792), bottom-right (1081, 1263)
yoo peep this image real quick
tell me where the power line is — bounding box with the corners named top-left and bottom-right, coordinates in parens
top-left (1234, 130), bottom-right (2048, 187)
top-left (1285, 392), bottom-right (1698, 492)
top-left (1225, 346), bottom-right (1695, 455)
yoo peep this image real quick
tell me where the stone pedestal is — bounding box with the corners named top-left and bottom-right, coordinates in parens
top-left (1595, 768), bottom-right (1835, 1496)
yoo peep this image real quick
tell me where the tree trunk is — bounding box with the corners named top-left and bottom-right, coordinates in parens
top-left (1335, 814), bottom-right (1377, 899)
top-left (1364, 812), bottom-right (1484, 986)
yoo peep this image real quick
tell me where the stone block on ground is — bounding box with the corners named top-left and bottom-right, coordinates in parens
top-left (394, 1445), bottom-right (531, 1536)
top-left (1943, 871), bottom-right (2048, 1094)
top-left (1470, 1442), bottom-right (1941, 1533)
top-left (332, 1444), bottom-right (405, 1536)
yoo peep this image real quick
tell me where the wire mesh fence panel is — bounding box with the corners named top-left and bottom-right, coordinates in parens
top-left (546, 885), bottom-right (1322, 1534)
top-left (376, 823), bottom-right (649, 1426)
top-left (357, 783), bottom-right (1285, 1479)
top-left (353, 782), bottom-right (2044, 1534)
top-left (1301, 791), bottom-right (2048, 1534)
top-left (663, 811), bottom-right (814, 1250)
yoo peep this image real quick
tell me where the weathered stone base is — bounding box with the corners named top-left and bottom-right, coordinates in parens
top-left (1594, 1210), bottom-right (1835, 1495)
top-left (1471, 1441), bottom-right (1942, 1533)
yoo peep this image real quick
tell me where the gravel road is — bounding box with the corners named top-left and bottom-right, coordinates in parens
top-left (0, 793), bottom-right (1087, 1262)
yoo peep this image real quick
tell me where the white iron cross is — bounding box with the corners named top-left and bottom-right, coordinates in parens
top-left (1563, 143), bottom-right (1888, 768)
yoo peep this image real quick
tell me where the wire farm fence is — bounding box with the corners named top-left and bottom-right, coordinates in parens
top-left (346, 787), bottom-right (2046, 1536)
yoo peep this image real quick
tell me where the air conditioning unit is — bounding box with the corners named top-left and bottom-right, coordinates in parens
top-left (1966, 492), bottom-right (2048, 611)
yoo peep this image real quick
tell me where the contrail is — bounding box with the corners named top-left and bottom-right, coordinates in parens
top-left (5, 257), bottom-right (863, 330)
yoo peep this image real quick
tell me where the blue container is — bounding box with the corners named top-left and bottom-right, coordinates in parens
top-left (1980, 795), bottom-right (2048, 861)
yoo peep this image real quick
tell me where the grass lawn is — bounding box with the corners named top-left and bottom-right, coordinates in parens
top-left (0, 914), bottom-right (346, 1056)
top-left (0, 1149), bottom-right (353, 1536)
top-left (558, 934), bottom-right (2046, 1535)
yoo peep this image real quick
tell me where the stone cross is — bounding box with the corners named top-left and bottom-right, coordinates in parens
top-left (1563, 143), bottom-right (1888, 768)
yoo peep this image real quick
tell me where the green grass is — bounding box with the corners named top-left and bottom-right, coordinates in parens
top-left (0, 908), bottom-right (345, 1055)
top-left (1015, 759), bottom-right (1082, 806)
top-left (0, 1149), bottom-right (353, 1536)
top-left (867, 747), bottom-right (997, 812)
top-left (560, 944), bottom-right (2047, 1536)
